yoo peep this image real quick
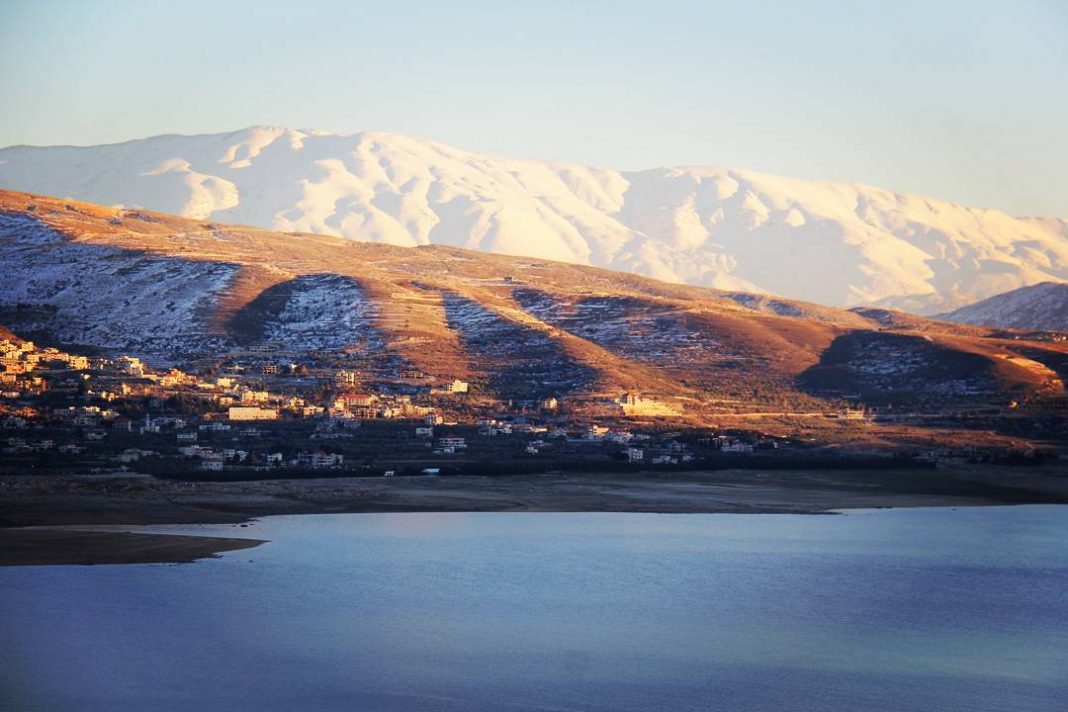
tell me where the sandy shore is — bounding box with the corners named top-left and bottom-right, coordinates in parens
top-left (0, 529), bottom-right (264, 566)
top-left (2, 466), bottom-right (1066, 565)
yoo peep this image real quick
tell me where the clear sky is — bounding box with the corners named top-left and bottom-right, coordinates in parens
top-left (1, 0), bottom-right (1065, 216)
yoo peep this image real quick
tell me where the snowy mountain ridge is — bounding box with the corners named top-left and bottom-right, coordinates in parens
top-left (1, 125), bottom-right (1065, 314)
top-left (939, 282), bottom-right (1068, 332)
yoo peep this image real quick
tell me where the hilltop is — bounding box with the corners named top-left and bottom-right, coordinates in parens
top-left (940, 282), bottom-right (1068, 332)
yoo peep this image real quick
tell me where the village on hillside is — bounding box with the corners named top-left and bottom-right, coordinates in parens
top-left (2, 329), bottom-right (1059, 480)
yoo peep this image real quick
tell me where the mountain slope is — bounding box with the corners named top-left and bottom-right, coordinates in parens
top-left (1, 126), bottom-right (1065, 314)
top-left (2, 189), bottom-right (1066, 416)
top-left (938, 282), bottom-right (1068, 331)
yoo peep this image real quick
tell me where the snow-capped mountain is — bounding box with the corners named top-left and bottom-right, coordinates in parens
top-left (939, 282), bottom-right (1068, 331)
top-left (1, 126), bottom-right (1065, 314)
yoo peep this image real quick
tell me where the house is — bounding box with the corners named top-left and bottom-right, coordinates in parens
top-left (331, 416), bottom-right (362, 430)
top-left (438, 436), bottom-right (466, 449)
top-left (118, 356), bottom-right (144, 376)
top-left (199, 422), bottom-right (231, 432)
top-left (312, 451), bottom-right (343, 468)
top-left (415, 426), bottom-right (434, 438)
top-left (580, 425), bottom-right (610, 441)
top-left (722, 441), bottom-right (754, 454)
top-left (67, 355), bottom-right (90, 370)
top-left (334, 370), bottom-right (360, 387)
top-left (240, 390), bottom-right (270, 404)
top-left (159, 369), bottom-right (189, 387)
top-left (337, 393), bottom-right (377, 408)
top-left (151, 416), bottom-right (185, 429)
top-left (228, 406), bottom-right (279, 421)
top-left (625, 447), bottom-right (644, 462)
top-left (513, 423), bottom-right (547, 434)
top-left (349, 406), bottom-right (379, 419)
top-left (292, 451), bottom-right (344, 468)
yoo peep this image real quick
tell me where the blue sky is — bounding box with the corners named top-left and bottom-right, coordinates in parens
top-left (1, 0), bottom-right (1065, 216)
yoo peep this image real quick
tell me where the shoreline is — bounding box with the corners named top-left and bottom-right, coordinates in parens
top-left (0, 528), bottom-right (264, 567)
top-left (3, 465), bottom-right (1066, 566)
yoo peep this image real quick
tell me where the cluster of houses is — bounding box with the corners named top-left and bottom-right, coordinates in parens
top-left (167, 442), bottom-right (343, 471)
top-left (1, 338), bottom-right (85, 399)
top-left (326, 391), bottom-right (442, 421)
top-left (0, 334), bottom-right (845, 476)
top-left (4, 436), bottom-right (59, 455)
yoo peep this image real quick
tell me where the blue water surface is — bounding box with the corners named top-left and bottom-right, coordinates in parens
top-left (2, 506), bottom-right (1066, 711)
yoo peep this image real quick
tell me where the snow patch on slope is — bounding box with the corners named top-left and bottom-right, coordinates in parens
top-left (0, 213), bottom-right (237, 359)
top-left (262, 274), bottom-right (384, 352)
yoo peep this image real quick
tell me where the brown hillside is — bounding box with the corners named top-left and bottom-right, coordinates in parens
top-left (2, 189), bottom-right (1066, 414)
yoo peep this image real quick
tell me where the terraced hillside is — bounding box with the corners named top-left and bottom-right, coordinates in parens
top-left (2, 189), bottom-right (1066, 413)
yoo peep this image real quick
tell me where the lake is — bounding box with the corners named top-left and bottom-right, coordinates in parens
top-left (2, 506), bottom-right (1067, 711)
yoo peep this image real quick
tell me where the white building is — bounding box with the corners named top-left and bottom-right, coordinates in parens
top-left (722, 441), bottom-right (755, 454)
top-left (228, 406), bottom-right (279, 421)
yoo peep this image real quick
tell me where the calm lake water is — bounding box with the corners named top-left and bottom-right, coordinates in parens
top-left (2, 506), bottom-right (1067, 712)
